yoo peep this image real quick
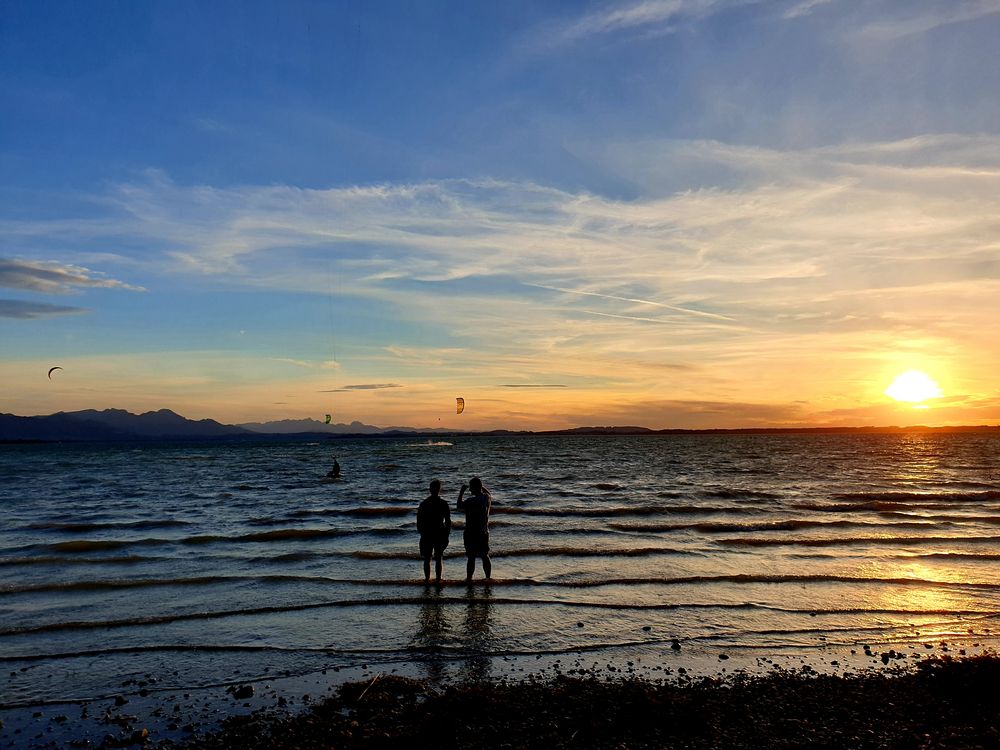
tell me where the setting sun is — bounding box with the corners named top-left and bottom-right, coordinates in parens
top-left (885, 370), bottom-right (944, 404)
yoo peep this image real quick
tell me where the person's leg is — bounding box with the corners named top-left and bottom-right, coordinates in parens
top-left (423, 556), bottom-right (431, 582)
top-left (434, 553), bottom-right (443, 582)
top-left (482, 554), bottom-right (492, 579)
top-left (466, 555), bottom-right (475, 580)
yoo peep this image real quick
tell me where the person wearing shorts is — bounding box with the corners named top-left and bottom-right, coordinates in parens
top-left (417, 479), bottom-right (451, 583)
top-left (457, 476), bottom-right (492, 581)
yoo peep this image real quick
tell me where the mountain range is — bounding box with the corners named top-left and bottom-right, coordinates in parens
top-left (2, 408), bottom-right (998, 443)
top-left (0, 409), bottom-right (441, 442)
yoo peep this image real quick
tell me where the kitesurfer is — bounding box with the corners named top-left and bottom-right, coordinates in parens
top-left (417, 479), bottom-right (452, 583)
top-left (457, 477), bottom-right (492, 581)
top-left (329, 459), bottom-right (341, 478)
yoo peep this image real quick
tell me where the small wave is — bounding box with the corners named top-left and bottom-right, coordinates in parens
top-left (217, 528), bottom-right (347, 543)
top-left (877, 512), bottom-right (1000, 525)
top-left (20, 525), bottom-right (409, 555)
top-left (832, 490), bottom-right (1000, 503)
top-left (24, 519), bottom-right (192, 532)
top-left (702, 488), bottom-right (782, 500)
top-left (246, 515), bottom-right (297, 526)
top-left (340, 507), bottom-right (414, 517)
top-left (796, 501), bottom-right (964, 513)
top-left (350, 546), bottom-right (694, 560)
top-left (280, 507), bottom-right (415, 519)
top-left (408, 441), bottom-right (453, 447)
top-left (0, 554), bottom-right (157, 567)
top-left (717, 534), bottom-right (1000, 548)
top-left (898, 552), bottom-right (1000, 561)
top-left (43, 539), bottom-right (155, 553)
top-left (592, 483), bottom-right (621, 491)
top-left (1, 575), bottom-right (239, 595)
top-left (2, 594), bottom-right (993, 640)
top-left (261, 551), bottom-right (324, 563)
top-left (490, 504), bottom-right (761, 518)
top-left (607, 519), bottom-right (943, 533)
top-left (11, 570), bottom-right (990, 597)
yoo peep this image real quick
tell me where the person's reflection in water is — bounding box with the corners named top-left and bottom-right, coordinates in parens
top-left (460, 583), bottom-right (494, 682)
top-left (413, 585), bottom-right (450, 683)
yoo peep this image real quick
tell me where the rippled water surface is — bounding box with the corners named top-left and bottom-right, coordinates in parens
top-left (2, 433), bottom-right (1000, 706)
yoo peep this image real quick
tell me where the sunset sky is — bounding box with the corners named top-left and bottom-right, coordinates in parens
top-left (2, 0), bottom-right (999, 430)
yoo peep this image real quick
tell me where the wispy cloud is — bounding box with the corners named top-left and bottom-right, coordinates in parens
top-left (272, 358), bottom-right (340, 370)
top-left (536, 0), bottom-right (752, 48)
top-left (782, 0), bottom-right (835, 20)
top-left (0, 299), bottom-right (87, 319)
top-left (520, 0), bottom-right (839, 55)
top-left (0, 258), bottom-right (144, 294)
top-left (498, 384), bottom-right (568, 388)
top-left (856, 0), bottom-right (1000, 42)
top-left (318, 383), bottom-right (404, 392)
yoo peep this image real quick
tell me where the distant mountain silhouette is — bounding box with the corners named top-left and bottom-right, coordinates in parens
top-left (238, 418), bottom-right (454, 435)
top-left (0, 408), bottom-right (248, 442)
top-left (239, 418), bottom-right (384, 435)
top-left (2, 408), bottom-right (996, 443)
top-left (0, 409), bottom-right (455, 442)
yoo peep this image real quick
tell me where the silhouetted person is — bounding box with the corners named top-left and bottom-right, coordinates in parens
top-left (457, 477), bottom-right (492, 581)
top-left (417, 479), bottom-right (451, 583)
top-left (326, 458), bottom-right (341, 479)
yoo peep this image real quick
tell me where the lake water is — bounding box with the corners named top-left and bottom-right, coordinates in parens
top-left (2, 433), bottom-right (1000, 739)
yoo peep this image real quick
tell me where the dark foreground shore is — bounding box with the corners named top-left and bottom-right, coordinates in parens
top-left (155, 656), bottom-right (1000, 750)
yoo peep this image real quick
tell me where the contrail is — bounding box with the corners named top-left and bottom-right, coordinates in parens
top-left (583, 310), bottom-right (679, 325)
top-left (527, 283), bottom-right (736, 322)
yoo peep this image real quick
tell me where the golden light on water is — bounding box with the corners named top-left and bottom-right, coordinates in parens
top-left (885, 370), bottom-right (944, 405)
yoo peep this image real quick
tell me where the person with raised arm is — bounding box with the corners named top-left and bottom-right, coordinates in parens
top-left (457, 476), bottom-right (492, 581)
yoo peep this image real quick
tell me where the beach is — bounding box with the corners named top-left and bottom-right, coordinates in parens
top-left (168, 654), bottom-right (1000, 750)
top-left (4, 640), bottom-right (998, 748)
top-left (9, 653), bottom-right (996, 749)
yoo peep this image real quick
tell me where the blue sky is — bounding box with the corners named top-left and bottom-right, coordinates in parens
top-left (3, 0), bottom-right (1000, 429)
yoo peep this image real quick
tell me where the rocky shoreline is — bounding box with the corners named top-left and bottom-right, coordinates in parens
top-left (152, 655), bottom-right (1000, 750)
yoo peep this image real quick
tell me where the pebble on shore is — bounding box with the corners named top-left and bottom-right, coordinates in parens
top-left (156, 655), bottom-right (1000, 750)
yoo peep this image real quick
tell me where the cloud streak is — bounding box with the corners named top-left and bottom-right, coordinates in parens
top-left (498, 384), bottom-right (568, 388)
top-left (318, 383), bottom-right (404, 392)
top-left (0, 258), bottom-right (144, 294)
top-left (529, 283), bottom-right (737, 321)
top-left (856, 0), bottom-right (1000, 41)
top-left (0, 299), bottom-right (87, 319)
top-left (272, 358), bottom-right (340, 370)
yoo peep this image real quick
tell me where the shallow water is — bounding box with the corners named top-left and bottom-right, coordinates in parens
top-left (2, 433), bottom-right (1000, 709)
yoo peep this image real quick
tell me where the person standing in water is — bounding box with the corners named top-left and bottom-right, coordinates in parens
top-left (417, 479), bottom-right (451, 583)
top-left (457, 477), bottom-right (492, 581)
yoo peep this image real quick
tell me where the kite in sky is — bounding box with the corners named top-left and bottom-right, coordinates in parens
top-left (456, 397), bottom-right (465, 414)
top-left (324, 414), bottom-right (332, 424)
top-left (47, 366), bottom-right (62, 379)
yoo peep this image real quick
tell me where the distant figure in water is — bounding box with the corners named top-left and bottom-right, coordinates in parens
top-left (457, 477), bottom-right (492, 581)
top-left (326, 458), bottom-right (341, 479)
top-left (417, 479), bottom-right (452, 583)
